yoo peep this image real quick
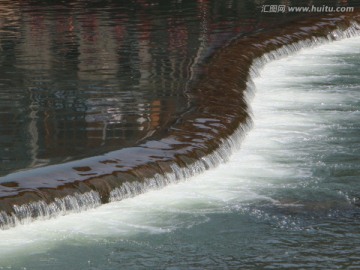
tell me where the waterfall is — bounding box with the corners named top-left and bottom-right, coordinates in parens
top-left (0, 14), bottom-right (359, 230)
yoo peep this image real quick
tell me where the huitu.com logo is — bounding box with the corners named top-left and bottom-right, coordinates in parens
top-left (261, 5), bottom-right (354, 13)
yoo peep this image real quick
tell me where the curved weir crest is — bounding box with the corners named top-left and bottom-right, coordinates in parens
top-left (0, 13), bottom-right (359, 229)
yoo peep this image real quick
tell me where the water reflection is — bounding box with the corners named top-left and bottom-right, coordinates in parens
top-left (0, 0), bottom-right (346, 176)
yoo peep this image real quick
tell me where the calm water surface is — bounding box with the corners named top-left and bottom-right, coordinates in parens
top-left (0, 0), bottom-right (283, 176)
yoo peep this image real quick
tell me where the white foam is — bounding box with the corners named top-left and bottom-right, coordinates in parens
top-left (0, 30), bottom-right (359, 262)
top-left (2, 22), bottom-right (359, 230)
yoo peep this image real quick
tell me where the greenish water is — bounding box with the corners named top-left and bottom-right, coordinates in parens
top-left (0, 32), bottom-right (359, 270)
top-left (1, 0), bottom-right (360, 269)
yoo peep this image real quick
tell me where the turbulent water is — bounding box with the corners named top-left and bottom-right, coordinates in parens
top-left (0, 33), bottom-right (358, 269)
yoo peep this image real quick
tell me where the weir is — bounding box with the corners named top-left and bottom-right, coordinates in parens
top-left (0, 12), bottom-right (359, 229)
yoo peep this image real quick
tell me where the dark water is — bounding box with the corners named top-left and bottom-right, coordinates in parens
top-left (0, 0), bottom-right (360, 269)
top-left (0, 0), bottom-right (281, 176)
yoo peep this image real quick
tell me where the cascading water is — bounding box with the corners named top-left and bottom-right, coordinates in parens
top-left (1, 1), bottom-right (360, 268)
top-left (0, 14), bottom-right (359, 230)
top-left (0, 31), bottom-right (359, 270)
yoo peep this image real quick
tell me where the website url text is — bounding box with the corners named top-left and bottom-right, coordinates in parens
top-left (261, 5), bottom-right (354, 13)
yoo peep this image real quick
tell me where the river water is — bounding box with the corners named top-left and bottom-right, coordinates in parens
top-left (0, 24), bottom-right (359, 270)
top-left (1, 0), bottom-right (360, 269)
top-left (0, 0), bottom-right (277, 176)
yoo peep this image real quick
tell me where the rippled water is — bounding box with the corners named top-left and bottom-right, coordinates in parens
top-left (1, 0), bottom-right (278, 176)
top-left (1, 0), bottom-right (360, 268)
top-left (3, 0), bottom-right (327, 180)
top-left (0, 31), bottom-right (358, 269)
